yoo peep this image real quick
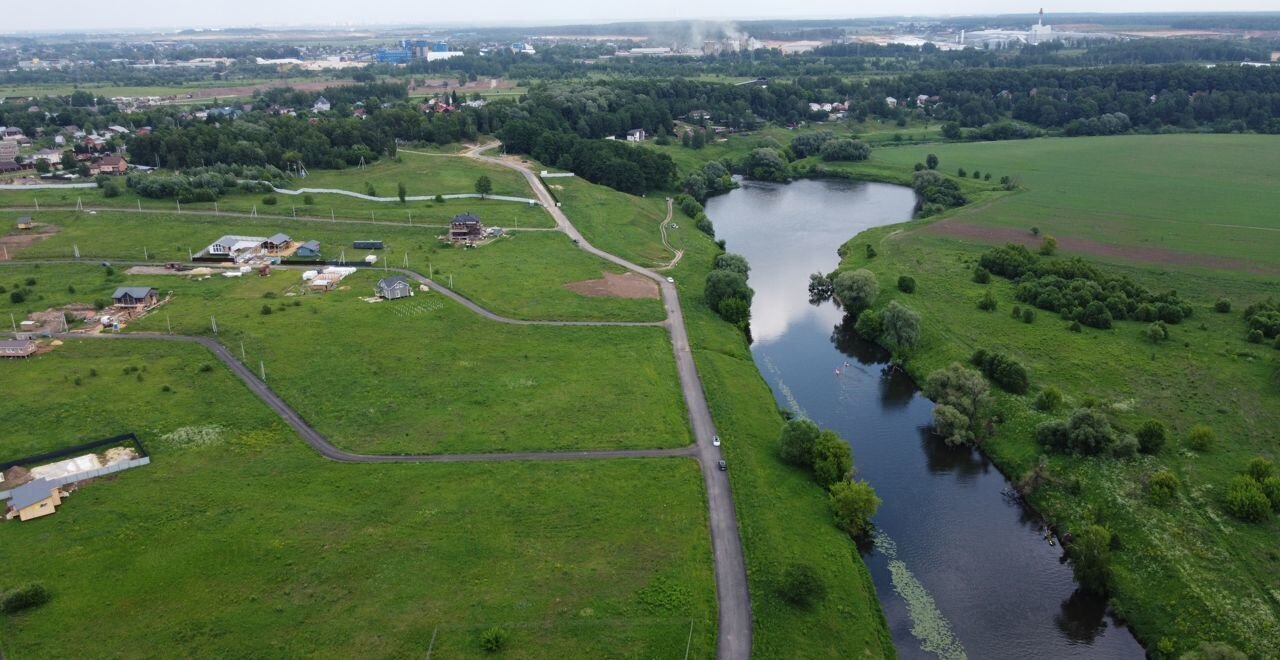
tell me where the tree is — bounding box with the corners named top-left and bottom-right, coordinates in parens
top-left (1136, 420), bottom-right (1167, 454)
top-left (972, 266), bottom-right (991, 284)
top-left (475, 175), bottom-right (492, 197)
top-left (743, 148), bottom-right (789, 182)
top-left (818, 139), bottom-right (871, 162)
top-left (1214, 298), bottom-right (1232, 313)
top-left (880, 300), bottom-right (921, 354)
top-left (829, 479), bottom-right (881, 538)
top-left (897, 275), bottom-right (916, 293)
top-left (1036, 408), bottom-right (1116, 456)
top-left (1246, 456), bottom-right (1275, 482)
top-left (1070, 524), bottom-right (1112, 594)
top-left (925, 363), bottom-right (990, 431)
top-left (977, 289), bottom-right (998, 311)
top-left (941, 122), bottom-right (962, 140)
top-left (926, 153), bottom-right (939, 170)
top-left (833, 269), bottom-right (878, 312)
top-left (718, 297), bottom-right (751, 328)
top-left (854, 308), bottom-right (882, 340)
top-left (1034, 386), bottom-right (1063, 412)
top-left (779, 419), bottom-right (821, 466)
top-left (812, 431), bottom-right (852, 487)
top-left (808, 273), bottom-right (833, 303)
top-left (778, 563), bottom-right (826, 608)
top-left (1224, 475), bottom-right (1270, 522)
top-left (60, 150), bottom-right (78, 171)
top-left (1143, 321), bottom-right (1170, 344)
top-left (714, 253), bottom-right (750, 276)
top-left (1179, 642), bottom-right (1248, 660)
top-left (397, 181), bottom-right (407, 203)
top-left (932, 404), bottom-right (974, 446)
top-left (1039, 235), bottom-right (1058, 256)
top-left (34, 159), bottom-right (50, 174)
top-left (1148, 469), bottom-right (1179, 505)
top-left (704, 269), bottom-right (753, 313)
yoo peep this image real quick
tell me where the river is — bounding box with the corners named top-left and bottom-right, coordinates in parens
top-left (705, 178), bottom-right (1144, 660)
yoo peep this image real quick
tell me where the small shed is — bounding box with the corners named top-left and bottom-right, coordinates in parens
top-left (353, 240), bottom-right (384, 250)
top-left (295, 240), bottom-right (321, 257)
top-left (112, 287), bottom-right (159, 308)
top-left (376, 276), bottom-right (414, 300)
top-left (5, 478), bottom-right (63, 522)
top-left (15, 216), bottom-right (33, 230)
top-left (0, 339), bottom-right (37, 358)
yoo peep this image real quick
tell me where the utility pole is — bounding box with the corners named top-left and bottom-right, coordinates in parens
top-left (34, 198), bottom-right (39, 211)
top-left (259, 360), bottom-right (267, 382)
top-left (74, 244), bottom-right (79, 259)
top-left (166, 314), bottom-right (172, 334)
top-left (10, 313), bottom-right (16, 332)
top-left (240, 340), bottom-right (246, 361)
top-left (449, 274), bottom-right (453, 289)
top-left (176, 199), bottom-right (181, 213)
top-left (331, 208), bottom-right (335, 222)
top-left (137, 199), bottom-right (142, 211)
top-left (214, 201), bottom-right (219, 214)
top-left (143, 246), bottom-right (148, 260)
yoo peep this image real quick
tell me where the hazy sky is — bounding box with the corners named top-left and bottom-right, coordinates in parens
top-left (7, 1), bottom-right (1278, 32)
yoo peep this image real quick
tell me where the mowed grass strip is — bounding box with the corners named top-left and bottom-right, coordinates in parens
top-left (116, 269), bottom-right (688, 455)
top-left (2, 213), bottom-right (663, 322)
top-left (0, 340), bottom-right (716, 659)
top-left (296, 151), bottom-right (530, 198)
top-left (553, 176), bottom-right (675, 268)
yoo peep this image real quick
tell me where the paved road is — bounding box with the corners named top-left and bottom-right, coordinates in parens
top-left (75, 332), bottom-right (696, 464)
top-left (472, 149), bottom-right (753, 660)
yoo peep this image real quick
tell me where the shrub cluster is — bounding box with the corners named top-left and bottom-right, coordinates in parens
top-left (979, 244), bottom-right (1194, 329)
top-left (1036, 408), bottom-right (1118, 456)
top-left (1244, 298), bottom-right (1280, 341)
top-left (925, 362), bottom-right (990, 446)
top-left (704, 253), bottom-right (753, 329)
top-left (0, 583), bottom-right (51, 614)
top-left (911, 170), bottom-right (967, 217)
top-left (970, 349), bottom-right (1030, 394)
top-left (777, 419), bottom-right (880, 538)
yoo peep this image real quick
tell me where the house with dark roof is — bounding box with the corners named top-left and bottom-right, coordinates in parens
top-left (295, 240), bottom-right (321, 257)
top-left (90, 155), bottom-right (128, 175)
top-left (449, 213), bottom-right (484, 242)
top-left (375, 276), bottom-right (414, 300)
top-left (112, 287), bottom-right (159, 308)
top-left (263, 233), bottom-right (292, 253)
top-left (16, 216), bottom-right (33, 230)
top-left (5, 478), bottom-right (63, 521)
top-left (0, 339), bottom-right (37, 358)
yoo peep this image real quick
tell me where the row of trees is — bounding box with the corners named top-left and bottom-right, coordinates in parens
top-left (778, 419), bottom-right (881, 539)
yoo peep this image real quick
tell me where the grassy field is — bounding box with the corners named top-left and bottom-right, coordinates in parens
top-left (827, 135), bottom-right (1280, 657)
top-left (0, 263), bottom-right (686, 455)
top-left (0, 340), bottom-right (716, 659)
top-left (293, 152), bottom-right (531, 198)
top-left (559, 174), bottom-right (896, 658)
top-left (2, 211), bottom-right (661, 322)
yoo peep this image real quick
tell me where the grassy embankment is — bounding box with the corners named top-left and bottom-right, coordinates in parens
top-left (1, 210), bottom-right (662, 323)
top-left (557, 174), bottom-right (896, 659)
top-left (0, 340), bottom-right (716, 658)
top-left (0, 263), bottom-right (685, 456)
top-left (821, 135), bottom-right (1280, 657)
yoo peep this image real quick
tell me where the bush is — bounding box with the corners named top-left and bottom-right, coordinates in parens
top-left (828, 479), bottom-right (881, 538)
top-left (1223, 475), bottom-right (1270, 522)
top-left (695, 213), bottom-right (715, 237)
top-left (972, 266), bottom-right (991, 284)
top-left (260, 304), bottom-right (273, 315)
top-left (1246, 456), bottom-right (1275, 482)
top-left (1260, 476), bottom-right (1280, 512)
top-left (8, 290), bottom-right (24, 304)
top-left (102, 181), bottom-right (120, 197)
top-left (853, 308), bottom-right (882, 340)
top-left (303, 194), bottom-right (316, 205)
top-left (880, 300), bottom-right (921, 354)
top-left (1069, 321), bottom-right (1083, 333)
top-left (1186, 424), bottom-right (1216, 452)
top-left (1144, 321), bottom-right (1170, 344)
top-left (818, 138), bottom-right (871, 162)
top-left (932, 404), bottom-right (973, 446)
top-left (479, 627), bottom-right (508, 653)
top-left (778, 419), bottom-right (820, 466)
top-left (977, 290), bottom-right (997, 311)
top-left (865, 243), bottom-right (877, 259)
top-left (0, 583), bottom-right (51, 614)
top-left (1148, 469), bottom-right (1179, 505)
top-left (778, 563), bottom-right (827, 608)
top-left (1112, 434), bottom-right (1140, 458)
top-left (1179, 641), bottom-right (1248, 660)
top-left (1038, 236), bottom-right (1058, 256)
top-left (1034, 386), bottom-right (1063, 412)
top-left (897, 275), bottom-right (916, 293)
top-left (704, 269), bottom-right (753, 316)
top-left (1214, 298), bottom-right (1232, 313)
top-left (1036, 408), bottom-right (1116, 456)
top-left (713, 253), bottom-right (750, 276)
top-left (261, 195), bottom-right (278, 206)
top-left (833, 269), bottom-right (879, 312)
top-left (812, 431), bottom-right (852, 487)
top-left (970, 349), bottom-right (1030, 394)
top-left (1022, 308), bottom-right (1036, 323)
top-left (1135, 420), bottom-right (1167, 454)
top-left (1247, 329), bottom-right (1264, 344)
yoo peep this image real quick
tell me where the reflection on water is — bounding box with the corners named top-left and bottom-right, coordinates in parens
top-left (706, 178), bottom-right (1144, 660)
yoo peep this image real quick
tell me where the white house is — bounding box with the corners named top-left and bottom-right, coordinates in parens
top-left (626, 128), bottom-right (646, 142)
top-left (885, 97), bottom-right (898, 109)
top-left (313, 96), bottom-right (331, 113)
top-left (206, 235), bottom-right (268, 257)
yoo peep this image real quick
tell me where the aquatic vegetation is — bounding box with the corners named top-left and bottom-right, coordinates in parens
top-left (875, 532), bottom-right (968, 660)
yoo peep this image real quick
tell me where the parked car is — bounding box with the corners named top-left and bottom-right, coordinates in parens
top-left (666, 276), bottom-right (675, 283)
top-left (718, 460), bottom-right (727, 471)
top-left (712, 435), bottom-right (721, 447)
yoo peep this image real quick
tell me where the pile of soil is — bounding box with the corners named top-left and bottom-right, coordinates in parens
top-left (565, 272), bottom-right (659, 299)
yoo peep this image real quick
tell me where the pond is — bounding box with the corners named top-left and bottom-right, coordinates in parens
top-left (705, 178), bottom-right (1144, 660)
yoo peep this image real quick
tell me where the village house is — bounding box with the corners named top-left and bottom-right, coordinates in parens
top-left (626, 128), bottom-right (647, 142)
top-left (263, 233), bottom-right (292, 254)
top-left (375, 276), bottom-right (414, 300)
top-left (0, 339), bottom-right (37, 358)
top-left (16, 216), bottom-right (33, 230)
top-left (449, 213), bottom-right (484, 241)
top-left (885, 96), bottom-right (898, 109)
top-left (90, 155), bottom-right (128, 176)
top-left (312, 96), bottom-right (331, 112)
top-left (0, 138), bottom-right (17, 162)
top-left (295, 240), bottom-right (321, 258)
top-left (205, 235), bottom-right (269, 257)
top-left (111, 287), bottom-right (159, 308)
top-left (4, 478), bottom-right (63, 521)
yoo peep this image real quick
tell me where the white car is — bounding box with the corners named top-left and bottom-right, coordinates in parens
top-left (666, 276), bottom-right (675, 283)
top-left (712, 435), bottom-right (721, 447)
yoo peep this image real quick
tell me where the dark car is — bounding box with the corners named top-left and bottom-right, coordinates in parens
top-left (718, 460), bottom-right (727, 471)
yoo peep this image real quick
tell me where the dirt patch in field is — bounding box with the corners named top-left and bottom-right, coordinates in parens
top-left (926, 220), bottom-right (1280, 275)
top-left (565, 272), bottom-right (659, 299)
top-left (0, 223), bottom-right (60, 259)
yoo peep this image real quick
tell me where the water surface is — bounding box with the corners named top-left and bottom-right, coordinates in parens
top-left (706, 178), bottom-right (1143, 660)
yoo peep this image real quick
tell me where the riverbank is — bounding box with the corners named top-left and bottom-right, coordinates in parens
top-left (824, 135), bottom-right (1280, 658)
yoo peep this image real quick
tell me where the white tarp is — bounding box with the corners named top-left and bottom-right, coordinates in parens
top-left (30, 453), bottom-right (102, 480)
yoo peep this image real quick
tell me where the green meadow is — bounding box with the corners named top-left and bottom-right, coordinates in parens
top-left (292, 151), bottom-right (531, 198)
top-left (0, 340), bottom-right (715, 659)
top-left (823, 134), bottom-right (1280, 656)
